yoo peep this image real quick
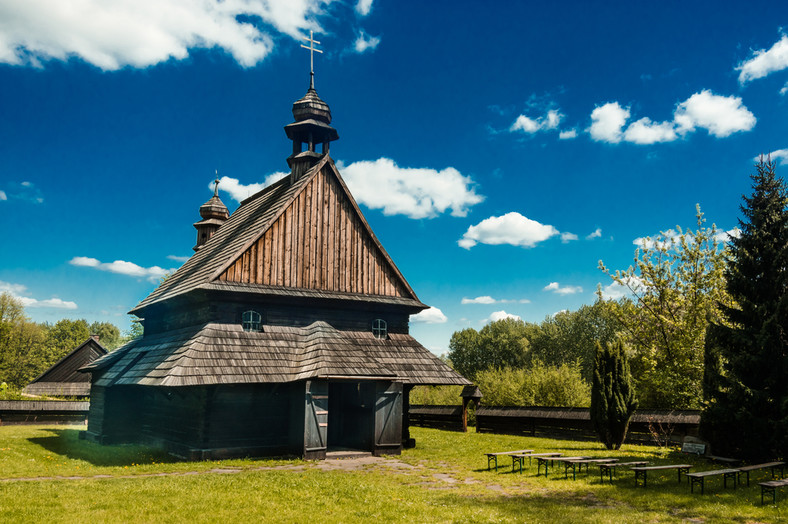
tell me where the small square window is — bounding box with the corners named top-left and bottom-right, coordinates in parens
top-left (242, 310), bottom-right (262, 332)
top-left (372, 319), bottom-right (387, 339)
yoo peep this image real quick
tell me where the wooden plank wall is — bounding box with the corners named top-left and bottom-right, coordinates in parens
top-left (218, 168), bottom-right (408, 298)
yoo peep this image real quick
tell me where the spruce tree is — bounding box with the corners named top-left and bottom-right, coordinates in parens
top-left (701, 157), bottom-right (788, 461)
top-left (590, 340), bottom-right (638, 450)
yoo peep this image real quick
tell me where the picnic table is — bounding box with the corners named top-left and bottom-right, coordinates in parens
top-left (686, 468), bottom-right (739, 494)
top-left (598, 461), bottom-right (649, 483)
top-left (631, 464), bottom-right (692, 487)
top-left (536, 456), bottom-right (588, 477)
top-left (759, 478), bottom-right (788, 505)
top-left (564, 458), bottom-right (619, 480)
top-left (511, 452), bottom-right (562, 474)
top-left (484, 449), bottom-right (534, 471)
top-left (738, 461), bottom-right (785, 486)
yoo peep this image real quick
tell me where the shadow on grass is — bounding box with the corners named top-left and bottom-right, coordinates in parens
top-left (28, 428), bottom-right (180, 467)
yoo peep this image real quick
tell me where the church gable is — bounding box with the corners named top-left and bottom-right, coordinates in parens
top-left (216, 163), bottom-right (415, 299)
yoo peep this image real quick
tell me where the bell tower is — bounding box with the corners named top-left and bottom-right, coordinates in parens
top-left (284, 31), bottom-right (338, 181)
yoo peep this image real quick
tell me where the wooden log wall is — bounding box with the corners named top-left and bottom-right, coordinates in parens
top-left (408, 405), bottom-right (465, 432)
top-left (218, 168), bottom-right (409, 298)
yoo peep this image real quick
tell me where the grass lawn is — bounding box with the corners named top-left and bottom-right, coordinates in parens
top-left (0, 424), bottom-right (786, 523)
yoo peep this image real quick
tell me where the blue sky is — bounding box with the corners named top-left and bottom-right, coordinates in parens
top-left (1, 1), bottom-right (788, 354)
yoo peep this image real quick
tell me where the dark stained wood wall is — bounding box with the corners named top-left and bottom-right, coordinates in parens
top-left (218, 167), bottom-right (409, 298)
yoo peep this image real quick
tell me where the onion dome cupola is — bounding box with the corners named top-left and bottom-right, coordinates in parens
top-left (193, 174), bottom-right (229, 251)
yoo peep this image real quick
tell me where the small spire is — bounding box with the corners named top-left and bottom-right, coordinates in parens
top-left (213, 170), bottom-right (220, 197)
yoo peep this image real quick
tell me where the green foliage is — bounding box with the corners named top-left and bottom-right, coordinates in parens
top-left (702, 158), bottom-right (788, 461)
top-left (474, 361), bottom-right (591, 407)
top-left (447, 318), bottom-right (530, 380)
top-left (89, 321), bottom-right (122, 350)
top-left (408, 385), bottom-right (463, 405)
top-left (590, 340), bottom-right (638, 450)
top-left (599, 205), bottom-right (729, 409)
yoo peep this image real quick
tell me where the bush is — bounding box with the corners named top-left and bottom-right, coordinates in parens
top-left (409, 385), bottom-right (463, 405)
top-left (475, 361), bottom-right (590, 407)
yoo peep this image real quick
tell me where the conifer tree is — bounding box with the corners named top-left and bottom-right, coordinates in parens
top-left (701, 157), bottom-right (788, 461)
top-left (590, 340), bottom-right (638, 450)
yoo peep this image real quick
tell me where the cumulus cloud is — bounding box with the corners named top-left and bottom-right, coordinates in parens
top-left (782, 83), bottom-right (788, 96)
top-left (543, 282), bottom-right (583, 295)
top-left (590, 91), bottom-right (755, 144)
top-left (216, 173), bottom-right (286, 202)
top-left (167, 254), bottom-right (191, 263)
top-left (69, 256), bottom-right (172, 283)
top-left (0, 190), bottom-right (6, 201)
top-left (599, 275), bottom-right (646, 300)
top-left (410, 307), bottom-right (447, 324)
top-left (0, 280), bottom-right (77, 309)
top-left (510, 109), bottom-right (563, 134)
top-left (589, 102), bottom-right (630, 143)
top-left (674, 90), bottom-right (755, 138)
top-left (356, 0), bottom-right (374, 16)
top-left (737, 34), bottom-right (788, 84)
top-left (0, 0), bottom-right (328, 70)
top-left (715, 228), bottom-right (741, 243)
top-left (340, 158), bottom-right (483, 219)
top-left (458, 212), bottom-right (559, 249)
top-left (560, 232), bottom-right (578, 243)
top-left (2, 180), bottom-right (44, 203)
top-left (559, 129), bottom-right (578, 140)
top-left (487, 310), bottom-right (521, 322)
top-left (586, 228), bottom-right (602, 240)
top-left (354, 30), bottom-right (380, 53)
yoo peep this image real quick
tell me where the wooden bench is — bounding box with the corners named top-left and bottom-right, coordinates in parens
top-left (631, 464), bottom-right (692, 487)
top-left (510, 452), bottom-right (562, 474)
top-left (535, 456), bottom-right (588, 477)
top-left (738, 461), bottom-right (785, 486)
top-left (686, 468), bottom-right (739, 494)
top-left (484, 449), bottom-right (534, 471)
top-left (564, 458), bottom-right (619, 480)
top-left (759, 478), bottom-right (788, 504)
top-left (599, 461), bottom-right (649, 483)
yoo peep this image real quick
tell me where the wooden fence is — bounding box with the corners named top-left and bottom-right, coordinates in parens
top-left (411, 404), bottom-right (700, 445)
top-left (0, 401), bottom-right (89, 425)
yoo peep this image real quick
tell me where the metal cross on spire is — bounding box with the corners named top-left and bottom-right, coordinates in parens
top-left (301, 30), bottom-right (322, 77)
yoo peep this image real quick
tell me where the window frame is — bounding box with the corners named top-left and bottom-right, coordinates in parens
top-left (242, 310), bottom-right (262, 332)
top-left (372, 318), bottom-right (387, 339)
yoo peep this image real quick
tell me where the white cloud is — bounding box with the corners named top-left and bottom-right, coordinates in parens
top-left (586, 228), bottom-right (602, 240)
top-left (69, 256), bottom-right (172, 283)
top-left (462, 296), bottom-right (497, 304)
top-left (543, 282), bottom-right (583, 295)
top-left (560, 232), bottom-right (578, 243)
top-left (354, 30), bottom-right (380, 53)
top-left (588, 102), bottom-right (630, 143)
top-left (623, 117), bottom-right (677, 144)
top-left (217, 173), bottom-right (286, 202)
top-left (759, 149), bottom-right (788, 166)
top-left (510, 109), bottom-right (563, 134)
top-left (0, 280), bottom-right (77, 310)
top-left (599, 275), bottom-right (645, 300)
top-left (559, 129), bottom-right (577, 140)
top-left (781, 82), bottom-right (788, 96)
top-left (633, 229), bottom-right (680, 250)
top-left (737, 34), bottom-right (788, 84)
top-left (340, 158), bottom-right (483, 219)
top-left (674, 90), bottom-right (755, 138)
top-left (487, 310), bottom-right (521, 323)
top-left (0, 190), bottom-right (6, 201)
top-left (458, 212), bottom-right (558, 249)
top-left (410, 307), bottom-right (447, 324)
top-left (167, 255), bottom-right (190, 263)
top-left (0, 0), bottom-right (328, 70)
top-left (589, 91), bottom-right (755, 144)
top-left (356, 0), bottom-right (374, 16)
top-left (715, 228), bottom-right (741, 243)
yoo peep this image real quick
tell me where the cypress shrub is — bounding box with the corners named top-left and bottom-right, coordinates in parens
top-left (591, 340), bottom-right (638, 450)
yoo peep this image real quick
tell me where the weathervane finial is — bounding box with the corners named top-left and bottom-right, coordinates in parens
top-left (301, 30), bottom-right (322, 89)
top-left (213, 170), bottom-right (220, 197)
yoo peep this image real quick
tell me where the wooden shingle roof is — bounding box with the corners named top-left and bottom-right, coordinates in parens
top-left (83, 322), bottom-right (470, 387)
top-left (132, 155), bottom-right (425, 315)
top-left (24, 337), bottom-right (107, 396)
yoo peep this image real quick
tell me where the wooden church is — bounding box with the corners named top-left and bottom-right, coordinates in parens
top-left (82, 68), bottom-right (469, 460)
